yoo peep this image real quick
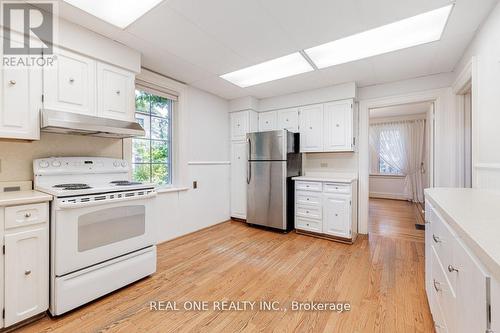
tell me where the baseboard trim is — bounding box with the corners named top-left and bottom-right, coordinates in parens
top-left (369, 192), bottom-right (408, 201)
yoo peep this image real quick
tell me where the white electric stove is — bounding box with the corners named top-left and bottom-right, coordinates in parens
top-left (34, 157), bottom-right (157, 316)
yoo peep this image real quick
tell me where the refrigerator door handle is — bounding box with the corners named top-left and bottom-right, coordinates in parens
top-left (247, 137), bottom-right (252, 184)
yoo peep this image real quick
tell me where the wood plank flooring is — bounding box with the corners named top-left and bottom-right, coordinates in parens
top-left (18, 199), bottom-right (433, 333)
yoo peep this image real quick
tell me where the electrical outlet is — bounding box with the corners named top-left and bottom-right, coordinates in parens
top-left (320, 162), bottom-right (328, 168)
top-left (193, 180), bottom-right (198, 189)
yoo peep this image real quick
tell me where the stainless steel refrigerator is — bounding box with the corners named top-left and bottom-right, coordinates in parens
top-left (246, 130), bottom-right (302, 231)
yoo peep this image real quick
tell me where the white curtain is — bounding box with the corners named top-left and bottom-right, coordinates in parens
top-left (369, 119), bottom-right (426, 202)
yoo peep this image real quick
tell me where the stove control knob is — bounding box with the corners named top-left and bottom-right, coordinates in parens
top-left (39, 161), bottom-right (49, 168)
top-left (52, 160), bottom-right (61, 167)
top-left (113, 161), bottom-right (120, 167)
top-left (121, 161), bottom-right (127, 167)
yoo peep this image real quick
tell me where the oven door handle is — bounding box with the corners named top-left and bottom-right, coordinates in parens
top-left (56, 191), bottom-right (157, 210)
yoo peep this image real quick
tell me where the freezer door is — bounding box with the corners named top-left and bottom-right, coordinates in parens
top-left (247, 161), bottom-right (286, 230)
top-left (248, 130), bottom-right (287, 161)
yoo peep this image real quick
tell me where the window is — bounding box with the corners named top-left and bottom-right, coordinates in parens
top-left (132, 89), bottom-right (173, 185)
top-left (377, 129), bottom-right (403, 176)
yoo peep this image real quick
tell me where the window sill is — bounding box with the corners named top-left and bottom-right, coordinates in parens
top-left (156, 186), bottom-right (190, 194)
top-left (370, 174), bottom-right (405, 179)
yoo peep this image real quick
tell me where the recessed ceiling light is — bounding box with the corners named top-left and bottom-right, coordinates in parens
top-left (220, 53), bottom-right (314, 88)
top-left (63, 0), bottom-right (164, 29)
top-left (304, 4), bottom-right (453, 69)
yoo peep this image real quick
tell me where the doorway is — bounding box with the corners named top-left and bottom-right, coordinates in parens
top-left (367, 102), bottom-right (433, 239)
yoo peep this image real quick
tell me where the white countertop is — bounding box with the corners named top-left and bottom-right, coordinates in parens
top-left (293, 173), bottom-right (358, 183)
top-left (0, 190), bottom-right (53, 207)
top-left (425, 188), bottom-right (500, 280)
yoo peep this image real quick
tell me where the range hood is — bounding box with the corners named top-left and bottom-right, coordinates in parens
top-left (40, 109), bottom-right (145, 139)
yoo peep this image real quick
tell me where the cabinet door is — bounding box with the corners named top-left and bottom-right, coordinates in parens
top-left (4, 226), bottom-right (48, 327)
top-left (323, 101), bottom-right (353, 151)
top-left (258, 111), bottom-right (277, 131)
top-left (43, 48), bottom-right (96, 116)
top-left (299, 104), bottom-right (323, 152)
top-left (323, 194), bottom-right (351, 238)
top-left (277, 108), bottom-right (299, 132)
top-left (0, 37), bottom-right (42, 140)
top-left (97, 62), bottom-right (135, 121)
top-left (230, 111), bottom-right (248, 141)
top-left (230, 141), bottom-right (247, 218)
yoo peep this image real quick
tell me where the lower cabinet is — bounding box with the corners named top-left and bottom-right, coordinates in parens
top-left (0, 202), bottom-right (49, 329)
top-left (294, 180), bottom-right (357, 243)
top-left (425, 200), bottom-right (491, 333)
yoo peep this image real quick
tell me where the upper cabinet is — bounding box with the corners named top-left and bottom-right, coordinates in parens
top-left (258, 111), bottom-right (277, 131)
top-left (230, 110), bottom-right (258, 141)
top-left (277, 108), bottom-right (299, 132)
top-left (0, 37), bottom-right (42, 140)
top-left (299, 99), bottom-right (355, 153)
top-left (43, 48), bottom-right (96, 116)
top-left (97, 63), bottom-right (135, 121)
top-left (299, 104), bottom-right (324, 152)
top-left (43, 48), bottom-right (135, 121)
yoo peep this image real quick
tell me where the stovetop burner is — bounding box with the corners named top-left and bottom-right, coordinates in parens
top-left (53, 183), bottom-right (92, 190)
top-left (110, 180), bottom-right (143, 186)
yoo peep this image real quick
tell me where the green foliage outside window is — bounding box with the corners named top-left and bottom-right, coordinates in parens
top-left (132, 90), bottom-right (172, 185)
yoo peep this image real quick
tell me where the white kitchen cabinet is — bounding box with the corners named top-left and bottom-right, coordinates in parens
top-left (323, 100), bottom-right (353, 151)
top-left (0, 200), bottom-right (50, 329)
top-left (4, 226), bottom-right (48, 326)
top-left (277, 108), bottom-right (299, 132)
top-left (230, 141), bottom-right (247, 219)
top-left (43, 48), bottom-right (96, 116)
top-left (97, 62), bottom-right (135, 121)
top-left (298, 104), bottom-right (323, 152)
top-left (294, 178), bottom-right (357, 243)
top-left (230, 110), bottom-right (258, 141)
top-left (0, 37), bottom-right (42, 140)
top-left (298, 99), bottom-right (355, 153)
top-left (424, 200), bottom-right (491, 333)
top-left (258, 111), bottom-right (277, 131)
top-left (323, 194), bottom-right (351, 238)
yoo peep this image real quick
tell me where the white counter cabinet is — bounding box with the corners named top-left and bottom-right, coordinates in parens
top-left (425, 188), bottom-right (500, 333)
top-left (293, 176), bottom-right (358, 243)
top-left (0, 191), bottom-right (52, 329)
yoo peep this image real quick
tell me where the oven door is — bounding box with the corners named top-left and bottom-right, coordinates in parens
top-left (53, 190), bottom-right (156, 276)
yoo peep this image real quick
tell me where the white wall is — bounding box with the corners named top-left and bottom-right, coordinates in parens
top-left (127, 71), bottom-right (231, 243)
top-left (369, 175), bottom-right (407, 200)
top-left (454, 1), bottom-right (500, 189)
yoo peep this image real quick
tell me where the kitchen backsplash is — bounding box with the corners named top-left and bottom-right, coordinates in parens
top-left (0, 133), bottom-right (122, 182)
top-left (303, 152), bottom-right (358, 174)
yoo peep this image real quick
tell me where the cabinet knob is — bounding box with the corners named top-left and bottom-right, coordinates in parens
top-left (24, 212), bottom-right (31, 218)
top-left (25, 270), bottom-right (31, 276)
top-left (116, 90), bottom-right (121, 95)
top-left (309, 126), bottom-right (312, 130)
top-left (306, 198), bottom-right (310, 201)
top-left (9, 80), bottom-right (16, 85)
top-left (335, 213), bottom-right (338, 217)
top-left (286, 118), bottom-right (289, 121)
top-left (447, 265), bottom-right (459, 273)
top-left (69, 78), bottom-right (75, 83)
top-left (306, 211), bottom-right (310, 213)
top-left (336, 124), bottom-right (340, 127)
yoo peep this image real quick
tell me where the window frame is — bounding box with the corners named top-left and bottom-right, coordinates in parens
top-left (132, 88), bottom-right (174, 187)
top-left (373, 128), bottom-right (404, 177)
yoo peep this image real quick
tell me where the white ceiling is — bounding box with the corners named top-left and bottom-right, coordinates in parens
top-left (57, 0), bottom-right (498, 100)
top-left (370, 101), bottom-right (432, 118)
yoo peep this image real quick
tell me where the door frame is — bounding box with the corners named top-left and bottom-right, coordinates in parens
top-left (359, 89), bottom-right (447, 234)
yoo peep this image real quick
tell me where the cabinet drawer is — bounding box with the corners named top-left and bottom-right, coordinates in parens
top-left (4, 203), bottom-right (48, 229)
top-left (430, 210), bottom-right (457, 294)
top-left (296, 205), bottom-right (322, 220)
top-left (431, 246), bottom-right (453, 333)
top-left (295, 217), bottom-right (322, 233)
top-left (323, 183), bottom-right (350, 194)
top-left (295, 181), bottom-right (322, 192)
top-left (296, 191), bottom-right (321, 206)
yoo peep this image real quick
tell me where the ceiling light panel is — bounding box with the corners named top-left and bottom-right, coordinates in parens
top-left (63, 0), bottom-right (164, 29)
top-left (220, 53), bottom-right (314, 88)
top-left (304, 4), bottom-right (453, 69)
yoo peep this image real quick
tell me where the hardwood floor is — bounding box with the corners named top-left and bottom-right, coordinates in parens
top-left (19, 203), bottom-right (432, 333)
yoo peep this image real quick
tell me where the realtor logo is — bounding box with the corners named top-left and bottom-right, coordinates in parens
top-left (1, 0), bottom-right (57, 67)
